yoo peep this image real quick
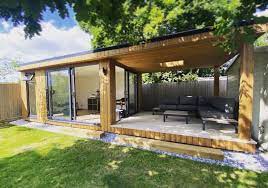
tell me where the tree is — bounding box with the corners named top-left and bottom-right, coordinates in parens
top-left (1, 1), bottom-right (267, 51)
top-left (254, 32), bottom-right (268, 46)
top-left (74, 0), bottom-right (268, 52)
top-left (0, 58), bottom-right (18, 79)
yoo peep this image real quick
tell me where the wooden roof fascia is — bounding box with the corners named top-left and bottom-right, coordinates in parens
top-left (18, 32), bottom-right (216, 71)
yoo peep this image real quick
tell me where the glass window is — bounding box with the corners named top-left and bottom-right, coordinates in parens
top-left (126, 71), bottom-right (138, 115)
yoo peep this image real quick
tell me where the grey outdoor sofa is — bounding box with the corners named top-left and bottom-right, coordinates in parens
top-left (158, 96), bottom-right (238, 131)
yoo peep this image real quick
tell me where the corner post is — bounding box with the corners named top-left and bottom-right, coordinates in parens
top-left (35, 70), bottom-right (48, 123)
top-left (238, 43), bottom-right (254, 140)
top-left (214, 66), bottom-right (220, 96)
top-left (137, 73), bottom-right (143, 112)
top-left (99, 59), bottom-right (116, 131)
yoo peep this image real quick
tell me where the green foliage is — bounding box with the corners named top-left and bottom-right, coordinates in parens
top-left (142, 70), bottom-right (198, 84)
top-left (142, 68), bottom-right (228, 84)
top-left (1, 124), bottom-right (268, 187)
top-left (254, 32), bottom-right (268, 47)
top-left (1, 1), bottom-right (268, 50)
top-left (74, 0), bottom-right (268, 51)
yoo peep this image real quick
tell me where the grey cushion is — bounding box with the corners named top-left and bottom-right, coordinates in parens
top-left (180, 96), bottom-right (197, 105)
top-left (159, 104), bottom-right (177, 110)
top-left (176, 105), bottom-right (197, 111)
top-left (198, 96), bottom-right (208, 106)
top-left (160, 99), bottom-right (178, 105)
top-left (198, 106), bottom-right (215, 111)
top-left (199, 110), bottom-right (234, 119)
top-left (209, 97), bottom-right (236, 114)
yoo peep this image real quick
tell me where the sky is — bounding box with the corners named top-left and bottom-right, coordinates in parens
top-left (0, 6), bottom-right (91, 82)
top-left (0, 6), bottom-right (91, 64)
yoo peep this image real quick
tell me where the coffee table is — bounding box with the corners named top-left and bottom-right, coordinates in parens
top-left (163, 110), bottom-right (190, 124)
top-left (201, 117), bottom-right (238, 133)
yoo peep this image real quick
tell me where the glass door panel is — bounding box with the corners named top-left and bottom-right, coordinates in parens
top-left (47, 69), bottom-right (71, 120)
top-left (125, 71), bottom-right (138, 115)
top-left (27, 79), bottom-right (37, 116)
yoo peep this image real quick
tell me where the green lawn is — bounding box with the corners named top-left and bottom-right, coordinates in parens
top-left (0, 122), bottom-right (267, 188)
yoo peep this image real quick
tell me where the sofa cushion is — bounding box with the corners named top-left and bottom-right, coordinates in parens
top-left (209, 97), bottom-right (236, 114)
top-left (198, 106), bottom-right (215, 111)
top-left (180, 96), bottom-right (197, 105)
top-left (176, 105), bottom-right (197, 111)
top-left (160, 99), bottom-right (178, 105)
top-left (199, 110), bottom-right (234, 119)
top-left (198, 96), bottom-right (208, 106)
top-left (159, 104), bottom-right (177, 110)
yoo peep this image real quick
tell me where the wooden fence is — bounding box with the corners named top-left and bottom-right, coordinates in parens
top-left (0, 83), bottom-right (21, 121)
top-left (141, 77), bottom-right (227, 110)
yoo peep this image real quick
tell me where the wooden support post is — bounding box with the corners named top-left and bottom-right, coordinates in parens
top-left (238, 43), bottom-right (254, 140)
top-left (35, 70), bottom-right (48, 123)
top-left (20, 72), bottom-right (28, 118)
top-left (214, 67), bottom-right (220, 96)
top-left (99, 59), bottom-right (116, 131)
top-left (137, 73), bottom-right (143, 111)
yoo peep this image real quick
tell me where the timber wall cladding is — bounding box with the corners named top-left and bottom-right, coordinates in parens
top-left (0, 83), bottom-right (21, 121)
top-left (141, 77), bottom-right (227, 110)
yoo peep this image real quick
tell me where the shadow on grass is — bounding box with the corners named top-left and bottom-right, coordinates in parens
top-left (0, 139), bottom-right (267, 188)
top-left (0, 121), bottom-right (15, 129)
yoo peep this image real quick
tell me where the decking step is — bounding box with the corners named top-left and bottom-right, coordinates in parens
top-left (115, 135), bottom-right (224, 160)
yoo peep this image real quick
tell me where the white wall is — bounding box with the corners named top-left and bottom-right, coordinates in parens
top-left (254, 47), bottom-right (268, 143)
top-left (75, 65), bottom-right (125, 110)
top-left (226, 58), bottom-right (240, 100)
top-left (75, 65), bottom-right (99, 109)
top-left (116, 66), bottom-right (125, 100)
top-left (227, 46), bottom-right (268, 143)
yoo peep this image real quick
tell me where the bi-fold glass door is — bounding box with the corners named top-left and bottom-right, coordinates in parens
top-left (47, 68), bottom-right (76, 120)
top-left (47, 67), bottom-right (138, 121)
top-left (125, 71), bottom-right (138, 116)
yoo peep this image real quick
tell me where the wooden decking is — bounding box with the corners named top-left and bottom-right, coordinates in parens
top-left (115, 135), bottom-right (224, 160)
top-left (111, 112), bottom-right (256, 153)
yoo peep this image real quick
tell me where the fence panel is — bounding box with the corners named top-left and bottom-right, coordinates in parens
top-left (0, 83), bottom-right (21, 121)
top-left (142, 77), bottom-right (227, 110)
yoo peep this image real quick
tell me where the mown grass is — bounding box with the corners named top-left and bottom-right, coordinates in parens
top-left (0, 121), bottom-right (267, 188)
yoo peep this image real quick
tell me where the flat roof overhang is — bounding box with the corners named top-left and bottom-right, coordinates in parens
top-left (18, 24), bottom-right (268, 73)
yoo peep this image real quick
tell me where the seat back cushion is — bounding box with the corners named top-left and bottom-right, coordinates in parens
top-left (209, 97), bottom-right (236, 114)
top-left (180, 96), bottom-right (197, 105)
top-left (198, 96), bottom-right (208, 106)
top-left (159, 104), bottom-right (177, 110)
top-left (160, 99), bottom-right (178, 105)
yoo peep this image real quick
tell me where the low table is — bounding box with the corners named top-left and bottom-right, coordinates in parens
top-left (201, 117), bottom-right (238, 133)
top-left (163, 110), bottom-right (190, 124)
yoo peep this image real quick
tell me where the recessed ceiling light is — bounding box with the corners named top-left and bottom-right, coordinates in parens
top-left (160, 60), bottom-right (184, 67)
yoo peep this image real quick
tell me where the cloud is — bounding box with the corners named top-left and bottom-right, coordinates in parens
top-left (1, 20), bottom-right (11, 31)
top-left (254, 9), bottom-right (268, 17)
top-left (0, 21), bottom-right (92, 63)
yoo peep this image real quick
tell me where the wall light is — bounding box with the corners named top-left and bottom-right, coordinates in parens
top-left (102, 67), bottom-right (108, 75)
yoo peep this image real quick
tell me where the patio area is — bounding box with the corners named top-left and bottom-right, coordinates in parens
top-left (112, 112), bottom-right (256, 146)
